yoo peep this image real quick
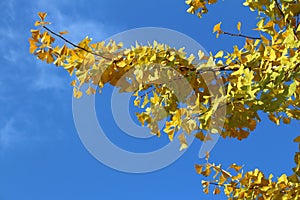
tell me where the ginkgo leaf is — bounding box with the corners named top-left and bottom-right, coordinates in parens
top-left (198, 50), bottom-right (205, 59)
top-left (178, 133), bottom-right (188, 151)
top-left (38, 12), bottom-right (47, 21)
top-left (282, 117), bottom-right (291, 124)
top-left (86, 86), bottom-right (96, 95)
top-left (28, 38), bottom-right (38, 53)
top-left (237, 21), bottom-right (242, 32)
top-left (293, 136), bottom-right (300, 143)
top-left (59, 30), bottom-right (69, 35)
top-left (203, 186), bottom-right (209, 194)
top-left (34, 21), bottom-right (42, 26)
top-left (195, 131), bottom-right (205, 141)
top-left (213, 187), bottom-right (221, 195)
top-left (213, 22), bottom-right (222, 33)
top-left (195, 164), bottom-right (204, 174)
top-left (205, 151), bottom-right (210, 161)
top-left (248, 119), bottom-right (257, 131)
top-left (29, 6), bottom-right (300, 198)
top-left (214, 50), bottom-right (223, 58)
top-left (260, 35), bottom-right (270, 45)
top-left (73, 88), bottom-right (83, 98)
top-left (70, 80), bottom-right (77, 86)
top-left (229, 163), bottom-right (242, 172)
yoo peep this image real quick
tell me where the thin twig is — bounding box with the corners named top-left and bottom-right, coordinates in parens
top-left (42, 26), bottom-right (241, 74)
top-left (275, 0), bottom-right (285, 19)
top-left (42, 26), bottom-right (113, 60)
top-left (274, 0), bottom-right (299, 40)
top-left (208, 182), bottom-right (226, 187)
top-left (222, 31), bottom-right (261, 40)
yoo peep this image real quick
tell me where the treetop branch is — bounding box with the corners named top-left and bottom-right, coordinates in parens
top-left (42, 26), bottom-right (113, 60)
top-left (221, 31), bottom-right (261, 40)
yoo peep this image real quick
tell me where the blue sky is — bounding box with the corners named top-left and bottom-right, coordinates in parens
top-left (0, 0), bottom-right (299, 199)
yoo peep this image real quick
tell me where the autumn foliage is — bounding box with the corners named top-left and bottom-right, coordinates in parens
top-left (29, 0), bottom-right (300, 199)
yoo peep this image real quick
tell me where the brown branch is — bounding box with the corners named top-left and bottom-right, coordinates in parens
top-left (274, 0), bottom-right (299, 40)
top-left (221, 31), bottom-right (261, 40)
top-left (208, 182), bottom-right (226, 187)
top-left (42, 26), bottom-right (113, 60)
top-left (42, 26), bottom-right (241, 73)
top-left (275, 0), bottom-right (285, 20)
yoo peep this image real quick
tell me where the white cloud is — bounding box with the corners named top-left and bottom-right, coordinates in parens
top-left (0, 112), bottom-right (66, 151)
top-left (0, 0), bottom-right (16, 22)
top-left (36, 1), bottom-right (114, 41)
top-left (0, 118), bottom-right (23, 149)
top-left (31, 65), bottom-right (66, 90)
top-left (0, 1), bottom-right (119, 151)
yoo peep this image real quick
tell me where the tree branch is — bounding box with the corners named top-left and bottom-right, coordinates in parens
top-left (42, 26), bottom-right (113, 60)
top-left (41, 26), bottom-right (245, 74)
top-left (221, 31), bottom-right (261, 40)
top-left (275, 0), bottom-right (285, 20)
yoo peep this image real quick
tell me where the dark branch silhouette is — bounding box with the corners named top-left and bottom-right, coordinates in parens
top-left (42, 26), bottom-right (113, 60)
top-left (221, 31), bottom-right (261, 40)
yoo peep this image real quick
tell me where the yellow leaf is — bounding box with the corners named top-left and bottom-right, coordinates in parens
top-left (166, 129), bottom-right (175, 141)
top-left (213, 187), bottom-right (221, 195)
top-left (178, 133), bottom-right (188, 151)
top-left (86, 86), bottom-right (96, 95)
top-left (195, 164), bottom-right (204, 174)
top-left (213, 22), bottom-right (222, 33)
top-left (134, 99), bottom-right (140, 107)
top-left (201, 180), bottom-right (209, 187)
top-left (205, 151), bottom-right (210, 161)
top-left (70, 80), bottom-right (77, 86)
top-left (150, 91), bottom-right (160, 105)
top-left (64, 64), bottom-right (75, 75)
top-left (164, 122), bottom-right (175, 141)
top-left (294, 136), bottom-right (300, 143)
top-left (269, 48), bottom-right (276, 61)
top-left (204, 133), bottom-right (212, 142)
top-left (288, 173), bottom-right (299, 183)
top-left (187, 6), bottom-right (195, 14)
top-left (214, 50), bottom-right (223, 58)
top-left (141, 94), bottom-right (149, 108)
top-left (288, 81), bottom-right (297, 96)
top-left (28, 38), bottom-right (38, 53)
top-left (198, 50), bottom-right (205, 59)
top-left (248, 119), bottom-right (257, 131)
top-left (58, 44), bottom-right (68, 56)
top-left (117, 60), bottom-right (127, 68)
top-left (260, 35), bottom-right (270, 45)
top-left (230, 163), bottom-right (242, 172)
top-left (34, 21), bottom-right (42, 26)
top-left (203, 187), bottom-right (209, 194)
top-left (232, 173), bottom-right (242, 180)
top-left (221, 170), bottom-right (232, 179)
top-left (38, 12), bottom-right (47, 21)
top-left (59, 30), bottom-right (69, 35)
top-left (73, 88), bottom-right (82, 99)
top-left (30, 29), bottom-right (40, 40)
top-left (46, 51), bottom-right (54, 63)
top-left (237, 130), bottom-right (250, 140)
top-left (219, 174), bottom-right (227, 184)
top-left (283, 117), bottom-right (291, 124)
top-left (237, 21), bottom-right (242, 31)
top-left (268, 113), bottom-right (280, 125)
top-left (195, 131), bottom-right (205, 141)
top-left (277, 174), bottom-right (288, 184)
top-left (202, 165), bottom-right (211, 176)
